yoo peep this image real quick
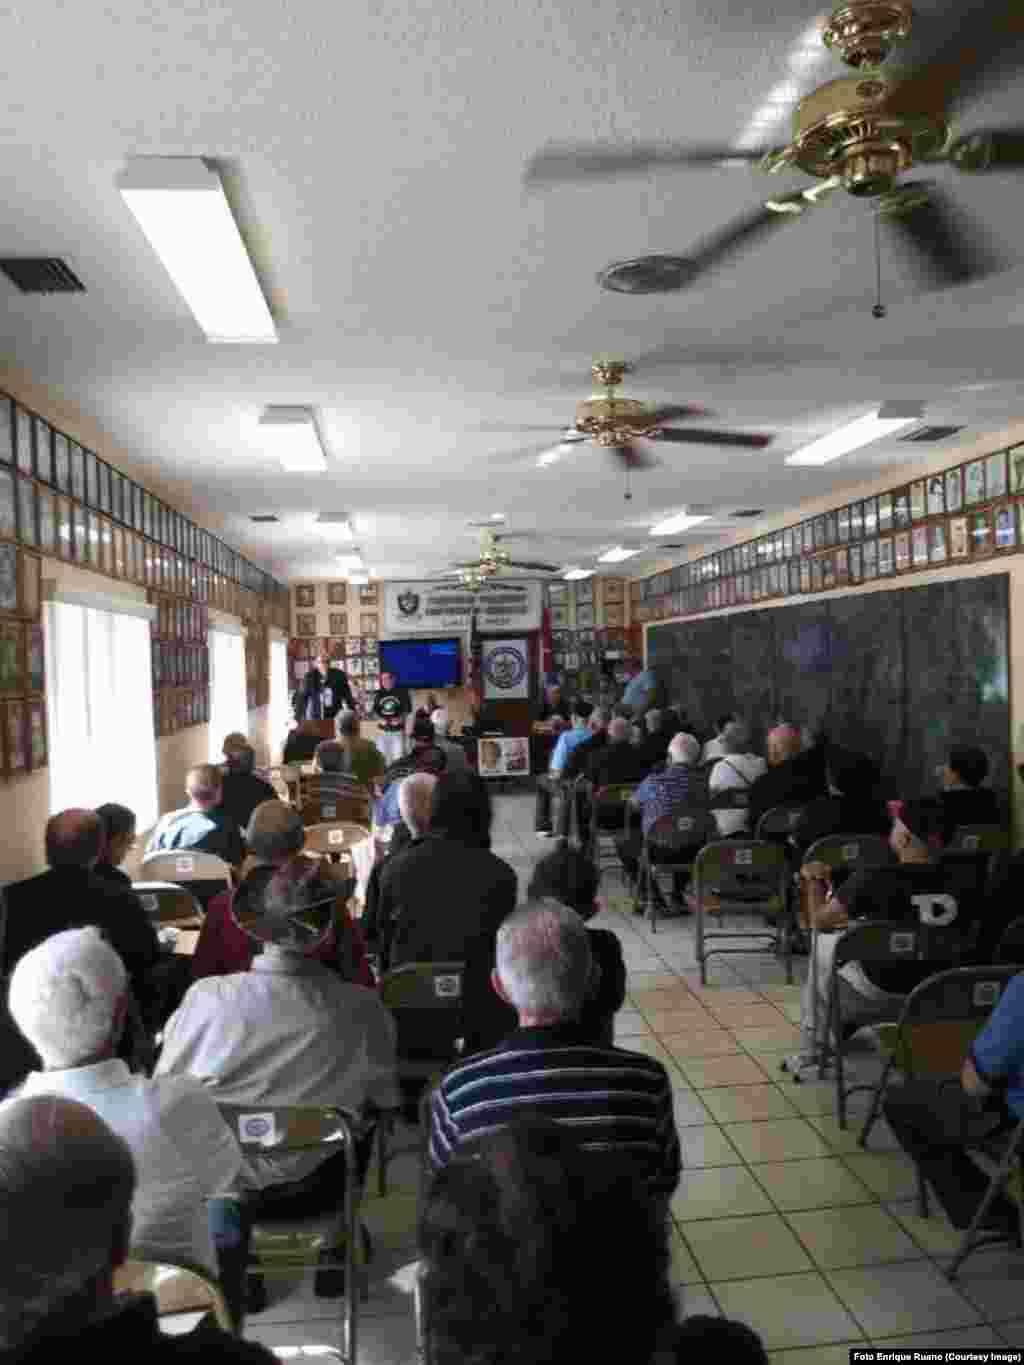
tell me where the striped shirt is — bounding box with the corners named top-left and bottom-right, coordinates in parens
top-left (428, 1023), bottom-right (682, 1197)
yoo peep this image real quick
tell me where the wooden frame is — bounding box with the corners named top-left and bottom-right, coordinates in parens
top-left (27, 700), bottom-right (46, 770)
top-left (0, 622), bottom-right (23, 694)
top-left (4, 701), bottom-right (27, 775)
top-left (294, 584), bottom-right (316, 608)
top-left (327, 582), bottom-right (347, 606)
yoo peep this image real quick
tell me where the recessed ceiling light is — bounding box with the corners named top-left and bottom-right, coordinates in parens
top-left (117, 157), bottom-right (277, 344)
top-left (258, 406), bottom-right (328, 473)
top-left (649, 511), bottom-right (712, 537)
top-left (597, 546), bottom-right (641, 563)
top-left (490, 513), bottom-right (506, 522)
top-left (563, 567), bottom-right (595, 580)
top-left (785, 404), bottom-right (923, 466)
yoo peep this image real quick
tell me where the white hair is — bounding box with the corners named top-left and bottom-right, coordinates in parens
top-left (430, 708), bottom-right (450, 737)
top-left (398, 772), bottom-right (437, 837)
top-left (668, 732), bottom-right (701, 766)
top-left (720, 721), bottom-right (750, 755)
top-left (7, 928), bottom-right (127, 1069)
top-left (495, 900), bottom-right (592, 1019)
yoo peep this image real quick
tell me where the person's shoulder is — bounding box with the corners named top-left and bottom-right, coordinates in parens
top-left (160, 1317), bottom-right (278, 1361)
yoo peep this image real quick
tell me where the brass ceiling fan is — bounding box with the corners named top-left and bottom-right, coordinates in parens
top-left (525, 0), bottom-right (1024, 293)
top-left (439, 528), bottom-right (560, 590)
top-left (487, 358), bottom-right (774, 472)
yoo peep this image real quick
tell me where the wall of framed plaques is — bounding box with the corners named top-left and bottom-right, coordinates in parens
top-left (631, 444), bottom-right (1024, 624)
top-left (546, 577), bottom-right (640, 697)
top-left (0, 390), bottom-right (289, 761)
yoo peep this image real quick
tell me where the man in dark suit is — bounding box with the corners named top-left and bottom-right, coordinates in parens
top-left (1, 809), bottom-right (160, 1009)
top-left (293, 648), bottom-right (355, 723)
top-left (747, 723), bottom-right (827, 833)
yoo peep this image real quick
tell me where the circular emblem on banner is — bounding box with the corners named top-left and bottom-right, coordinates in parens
top-left (397, 590), bottom-right (420, 616)
top-left (485, 645), bottom-right (527, 692)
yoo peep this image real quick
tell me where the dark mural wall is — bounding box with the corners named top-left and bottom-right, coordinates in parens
top-left (647, 574), bottom-right (1010, 800)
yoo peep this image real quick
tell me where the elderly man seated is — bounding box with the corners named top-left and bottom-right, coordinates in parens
top-left (361, 772), bottom-right (437, 961)
top-left (374, 716), bottom-right (448, 827)
top-left (314, 708), bottom-right (387, 788)
top-left (0, 1096), bottom-right (273, 1362)
top-left (9, 928), bottom-right (240, 1274)
top-left (219, 735), bottom-right (277, 832)
top-left (190, 801), bottom-right (373, 987)
top-left (428, 900), bottom-right (681, 1210)
top-left (147, 763), bottom-right (246, 872)
top-left (157, 840), bottom-right (398, 1321)
top-left (616, 733), bottom-right (708, 916)
top-left (747, 722), bottom-right (827, 833)
top-left (708, 721), bottom-right (767, 838)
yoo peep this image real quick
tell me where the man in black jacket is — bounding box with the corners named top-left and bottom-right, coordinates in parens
top-left (747, 723), bottom-right (827, 833)
top-left (293, 648), bottom-right (355, 724)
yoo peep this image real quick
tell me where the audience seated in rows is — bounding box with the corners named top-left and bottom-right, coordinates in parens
top-left (191, 802), bottom-right (373, 988)
top-left (935, 743), bottom-right (1002, 844)
top-left (156, 836), bottom-right (398, 1322)
top-left (701, 713), bottom-right (739, 766)
top-left (527, 843), bottom-right (626, 1047)
top-left (430, 708), bottom-right (469, 772)
top-left (368, 770), bottom-right (518, 1056)
top-left (9, 927), bottom-right (240, 1274)
top-left (788, 800), bottom-right (964, 1074)
top-left (620, 657), bottom-right (658, 717)
top-left (420, 1119), bottom-right (767, 1365)
top-left (553, 705), bottom-right (613, 841)
top-left (314, 709), bottom-right (386, 787)
top-left (747, 723), bottom-right (827, 832)
top-left (636, 707), bottom-right (672, 769)
top-left (0, 1095), bottom-right (273, 1362)
top-left (1, 811), bottom-right (159, 1017)
top-left (94, 802), bottom-right (138, 891)
top-left (708, 721), bottom-right (768, 838)
top-left (588, 714), bottom-right (649, 792)
top-left (219, 735), bottom-right (277, 833)
top-left (534, 699), bottom-right (593, 837)
top-left (428, 900), bottom-right (681, 1205)
top-left (617, 733), bottom-right (708, 915)
top-left (790, 744), bottom-right (888, 854)
top-left (282, 718), bottom-right (323, 765)
top-left (374, 716), bottom-right (448, 827)
top-left (884, 970), bottom-right (1024, 1235)
top-left (147, 764), bottom-right (246, 871)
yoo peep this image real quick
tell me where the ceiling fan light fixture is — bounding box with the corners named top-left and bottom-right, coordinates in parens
top-left (785, 404), bottom-right (922, 465)
top-left (649, 511), bottom-right (712, 537)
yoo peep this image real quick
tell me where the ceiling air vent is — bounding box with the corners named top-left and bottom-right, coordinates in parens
top-left (0, 257), bottom-right (85, 294)
top-left (249, 514), bottom-right (279, 523)
top-left (730, 508), bottom-right (765, 518)
top-left (898, 425), bottom-right (964, 443)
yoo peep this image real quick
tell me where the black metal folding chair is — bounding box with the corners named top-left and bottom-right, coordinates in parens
top-left (693, 840), bottom-right (790, 984)
top-left (637, 806), bottom-right (714, 932)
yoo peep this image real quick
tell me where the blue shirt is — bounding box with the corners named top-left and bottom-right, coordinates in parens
top-left (549, 725), bottom-right (590, 775)
top-left (622, 669), bottom-right (657, 713)
top-left (633, 764), bottom-right (707, 837)
top-left (971, 972), bottom-right (1024, 1118)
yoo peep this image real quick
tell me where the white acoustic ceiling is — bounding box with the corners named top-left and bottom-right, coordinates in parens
top-left (1, 0), bottom-right (1023, 581)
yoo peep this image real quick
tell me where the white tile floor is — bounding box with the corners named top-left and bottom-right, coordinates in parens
top-left (243, 791), bottom-right (1022, 1362)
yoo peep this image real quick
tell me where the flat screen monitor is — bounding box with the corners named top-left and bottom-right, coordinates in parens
top-left (378, 637), bottom-right (461, 689)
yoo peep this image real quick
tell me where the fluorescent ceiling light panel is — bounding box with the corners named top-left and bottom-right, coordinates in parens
top-left (117, 157), bottom-right (277, 344)
top-left (563, 567), bottom-right (594, 580)
top-left (785, 405), bottom-right (922, 466)
top-left (259, 406), bottom-right (328, 473)
top-left (597, 546), bottom-right (642, 563)
top-left (649, 512), bottom-right (712, 537)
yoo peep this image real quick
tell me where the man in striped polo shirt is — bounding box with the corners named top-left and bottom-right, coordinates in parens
top-left (428, 901), bottom-right (681, 1203)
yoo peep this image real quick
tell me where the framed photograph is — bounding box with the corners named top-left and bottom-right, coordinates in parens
top-left (328, 612), bottom-right (347, 636)
top-left (878, 536), bottom-right (895, 575)
top-left (83, 448), bottom-right (97, 509)
top-left (811, 515), bottom-right (825, 549)
top-left (295, 613), bottom-right (317, 637)
top-left (0, 621), bottom-right (23, 692)
top-left (821, 555), bottom-right (835, 590)
top-left (965, 460), bottom-right (986, 507)
top-left (15, 408), bottom-right (32, 475)
top-left (987, 451), bottom-right (1008, 501)
top-left (326, 582), bottom-right (347, 606)
top-left (949, 515), bottom-right (970, 559)
top-left (96, 462), bottom-right (110, 516)
top-left (848, 500), bottom-right (863, 543)
top-left (142, 493), bottom-right (154, 540)
top-left (799, 561), bottom-right (812, 593)
top-left (912, 525), bottom-right (929, 567)
top-left (348, 656), bottom-right (364, 677)
top-left (1018, 503), bottom-right (1024, 550)
top-left (849, 543), bottom-right (863, 581)
top-left (110, 470), bottom-right (124, 524)
top-left (878, 493), bottom-right (894, 534)
top-left (576, 603), bottom-right (595, 628)
top-left (55, 497), bottom-right (72, 561)
top-left (1010, 446), bottom-right (1024, 495)
top-left (835, 548), bottom-right (850, 584)
top-left (20, 554), bottom-right (39, 619)
top-left (33, 418), bottom-right (52, 486)
top-left (0, 544), bottom-right (18, 615)
top-left (862, 539), bottom-right (878, 579)
top-left (345, 637), bottom-right (361, 658)
top-left (294, 584), bottom-right (316, 608)
top-left (364, 656), bottom-right (379, 678)
top-left (36, 489), bottom-right (55, 554)
top-left (17, 479), bottom-right (36, 547)
top-left (972, 508), bottom-right (993, 556)
top-left (910, 480), bottom-right (926, 521)
top-left (550, 603), bottom-right (568, 628)
top-left (929, 521), bottom-right (948, 564)
top-left (824, 511), bottom-right (838, 546)
top-left (603, 578), bottom-right (625, 605)
top-left (4, 702), bottom-right (27, 776)
top-left (863, 497), bottom-right (879, 539)
top-left (358, 583), bottom-right (379, 606)
top-left (0, 469), bottom-right (16, 543)
top-left (28, 701), bottom-right (46, 770)
top-left (995, 502), bottom-right (1016, 550)
top-left (360, 612), bottom-right (379, 637)
top-left (926, 474), bottom-right (945, 517)
top-left (892, 491), bottom-right (911, 529)
top-left (605, 602), bottom-right (625, 627)
top-left (894, 530), bottom-right (911, 572)
top-left (69, 442), bottom-right (85, 502)
top-left (837, 506), bottom-right (850, 543)
top-left (946, 468), bottom-right (964, 515)
top-left (26, 625), bottom-right (43, 693)
top-left (0, 399), bottom-right (10, 465)
top-left (808, 559), bottom-right (822, 592)
top-left (574, 579), bottom-right (594, 606)
top-left (97, 516), bottom-right (113, 574)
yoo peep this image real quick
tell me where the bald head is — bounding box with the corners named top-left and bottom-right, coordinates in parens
top-left (0, 1096), bottom-right (135, 1350)
top-left (399, 772), bottom-right (437, 838)
top-left (608, 716), bottom-right (630, 744)
top-left (246, 800), bottom-right (305, 862)
top-left (767, 725), bottom-right (802, 767)
top-left (186, 763), bottom-right (222, 808)
top-left (668, 733), bottom-right (701, 766)
top-left (45, 810), bottom-right (102, 869)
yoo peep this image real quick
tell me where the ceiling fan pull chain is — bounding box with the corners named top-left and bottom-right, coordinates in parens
top-left (872, 209), bottom-right (887, 319)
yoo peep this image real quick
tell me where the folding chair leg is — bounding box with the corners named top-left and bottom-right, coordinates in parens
top-left (858, 1056), bottom-right (895, 1148)
top-left (376, 1113), bottom-right (392, 1199)
top-left (916, 1163), bottom-right (929, 1219)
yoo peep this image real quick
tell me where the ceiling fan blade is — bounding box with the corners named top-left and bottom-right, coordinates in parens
top-left (483, 439), bottom-right (580, 465)
top-left (878, 182), bottom-right (1006, 288)
top-left (655, 427), bottom-right (774, 449)
top-left (948, 127), bottom-right (1024, 172)
top-left (887, 0), bottom-right (1024, 117)
top-left (647, 403), bottom-right (713, 424)
top-left (524, 143), bottom-right (770, 186)
top-left (471, 422), bottom-right (569, 433)
top-left (507, 559), bottom-right (561, 572)
top-left (610, 444), bottom-right (660, 471)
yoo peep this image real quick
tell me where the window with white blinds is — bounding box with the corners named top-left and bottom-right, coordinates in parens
top-left (208, 623), bottom-right (248, 760)
top-left (268, 636), bottom-right (290, 763)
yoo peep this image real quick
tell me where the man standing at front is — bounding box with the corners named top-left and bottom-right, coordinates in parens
top-left (372, 670), bottom-right (413, 765)
top-left (293, 648), bottom-right (356, 726)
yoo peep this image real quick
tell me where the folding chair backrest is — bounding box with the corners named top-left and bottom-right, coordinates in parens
top-left (708, 787), bottom-right (751, 812)
top-left (996, 916), bottom-right (1024, 964)
top-left (299, 786), bottom-right (371, 829)
top-left (947, 825), bottom-right (1009, 854)
top-left (303, 822), bottom-right (371, 859)
top-left (594, 783), bottom-right (638, 808)
top-left (379, 962), bottom-right (465, 1064)
top-left (647, 806), bottom-right (714, 854)
top-left (897, 966), bottom-right (1020, 1081)
top-left (140, 850), bottom-right (232, 888)
top-left (802, 833), bottom-right (893, 880)
top-left (694, 839), bottom-right (787, 899)
top-left (132, 880), bottom-right (204, 926)
top-left (218, 1103), bottom-right (357, 1156)
top-left (755, 804), bottom-right (806, 840)
top-left (832, 919), bottom-right (923, 972)
top-left (115, 1256), bottom-right (234, 1334)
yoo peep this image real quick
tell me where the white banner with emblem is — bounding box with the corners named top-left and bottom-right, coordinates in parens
top-left (482, 639), bottom-right (530, 700)
top-left (382, 579), bottom-right (543, 637)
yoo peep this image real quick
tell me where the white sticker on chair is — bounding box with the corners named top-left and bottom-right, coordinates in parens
top-left (735, 848), bottom-right (752, 865)
top-left (328, 829), bottom-right (344, 845)
top-left (175, 857), bottom-right (194, 874)
top-left (141, 894), bottom-right (158, 913)
top-left (323, 804), bottom-right (337, 820)
top-left (842, 843), bottom-right (860, 861)
top-left (239, 1112), bottom-right (277, 1146)
top-left (974, 980), bottom-right (1002, 1007)
top-left (435, 974), bottom-right (461, 998)
top-left (889, 932), bottom-right (915, 954)
top-left (677, 817), bottom-right (695, 832)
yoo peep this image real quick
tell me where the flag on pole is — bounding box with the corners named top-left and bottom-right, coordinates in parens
top-left (466, 601), bottom-right (483, 709)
